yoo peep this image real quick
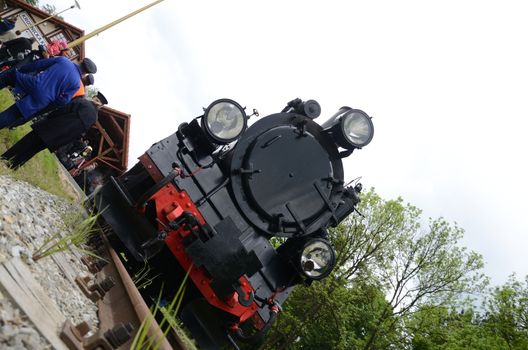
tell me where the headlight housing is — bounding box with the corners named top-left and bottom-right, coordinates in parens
top-left (322, 107), bottom-right (374, 150)
top-left (299, 238), bottom-right (336, 280)
top-left (202, 99), bottom-right (247, 144)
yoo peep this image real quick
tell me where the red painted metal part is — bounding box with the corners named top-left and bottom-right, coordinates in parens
top-left (145, 182), bottom-right (259, 323)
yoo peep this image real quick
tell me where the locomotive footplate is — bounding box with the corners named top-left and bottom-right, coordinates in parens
top-left (93, 176), bottom-right (158, 261)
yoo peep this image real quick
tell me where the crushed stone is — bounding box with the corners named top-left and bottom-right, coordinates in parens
top-left (0, 175), bottom-right (98, 349)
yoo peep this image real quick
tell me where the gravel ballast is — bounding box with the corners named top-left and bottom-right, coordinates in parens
top-left (0, 175), bottom-right (98, 349)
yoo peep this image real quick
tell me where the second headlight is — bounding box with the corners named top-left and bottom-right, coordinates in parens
top-left (322, 106), bottom-right (374, 150)
top-left (299, 238), bottom-right (336, 280)
top-left (202, 99), bottom-right (247, 144)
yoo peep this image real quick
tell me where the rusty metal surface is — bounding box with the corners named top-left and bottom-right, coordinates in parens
top-left (60, 319), bottom-right (133, 350)
top-left (75, 275), bottom-right (116, 302)
top-left (100, 236), bottom-right (177, 350)
top-left (93, 243), bottom-right (141, 350)
top-left (139, 153), bottom-right (164, 182)
top-left (60, 320), bottom-right (88, 350)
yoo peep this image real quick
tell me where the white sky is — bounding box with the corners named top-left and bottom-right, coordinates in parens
top-left (50, 0), bottom-right (527, 286)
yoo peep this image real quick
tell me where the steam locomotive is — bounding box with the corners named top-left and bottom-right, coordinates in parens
top-left (93, 98), bottom-right (374, 349)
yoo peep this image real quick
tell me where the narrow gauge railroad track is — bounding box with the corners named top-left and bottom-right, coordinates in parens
top-left (1, 229), bottom-right (187, 350)
top-left (0, 165), bottom-right (191, 349)
top-left (66, 230), bottom-right (191, 350)
top-left (63, 164), bottom-right (189, 348)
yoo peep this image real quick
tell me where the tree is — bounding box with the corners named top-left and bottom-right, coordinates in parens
top-left (41, 4), bottom-right (56, 16)
top-left (408, 305), bottom-right (507, 350)
top-left (24, 1), bottom-right (62, 19)
top-left (85, 86), bottom-right (98, 99)
top-left (262, 189), bottom-right (410, 349)
top-left (362, 216), bottom-right (486, 349)
top-left (483, 275), bottom-right (528, 349)
top-left (261, 189), bottom-right (486, 350)
top-left (265, 278), bottom-right (396, 350)
top-left (405, 275), bottom-right (528, 350)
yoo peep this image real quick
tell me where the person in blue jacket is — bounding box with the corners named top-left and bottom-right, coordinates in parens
top-left (0, 56), bottom-right (97, 129)
top-left (0, 15), bottom-right (18, 35)
top-left (1, 91), bottom-right (108, 169)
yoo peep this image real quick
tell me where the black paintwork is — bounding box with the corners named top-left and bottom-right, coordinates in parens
top-left (94, 99), bottom-right (364, 349)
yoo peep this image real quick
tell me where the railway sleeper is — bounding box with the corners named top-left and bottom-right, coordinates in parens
top-left (75, 275), bottom-right (116, 302)
top-left (81, 254), bottom-right (109, 274)
top-left (60, 319), bottom-right (134, 350)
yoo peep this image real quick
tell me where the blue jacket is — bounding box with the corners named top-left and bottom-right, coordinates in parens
top-left (0, 18), bottom-right (16, 34)
top-left (14, 56), bottom-right (81, 118)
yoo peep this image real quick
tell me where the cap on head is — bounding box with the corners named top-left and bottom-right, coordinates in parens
top-left (94, 91), bottom-right (108, 105)
top-left (84, 73), bottom-right (94, 86)
top-left (81, 57), bottom-right (97, 74)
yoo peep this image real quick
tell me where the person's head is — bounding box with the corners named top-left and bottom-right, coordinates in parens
top-left (91, 91), bottom-right (108, 108)
top-left (45, 39), bottom-right (68, 56)
top-left (38, 44), bottom-right (49, 58)
top-left (82, 73), bottom-right (94, 86)
top-left (80, 57), bottom-right (97, 74)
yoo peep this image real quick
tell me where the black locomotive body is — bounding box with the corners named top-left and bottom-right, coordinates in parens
top-left (94, 98), bottom-right (374, 349)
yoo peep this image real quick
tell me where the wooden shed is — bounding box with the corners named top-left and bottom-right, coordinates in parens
top-left (1, 0), bottom-right (85, 60)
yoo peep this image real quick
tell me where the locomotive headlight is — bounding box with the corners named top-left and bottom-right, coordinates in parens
top-left (202, 99), bottom-right (247, 144)
top-left (342, 111), bottom-right (374, 147)
top-left (322, 106), bottom-right (374, 150)
top-left (299, 238), bottom-right (336, 280)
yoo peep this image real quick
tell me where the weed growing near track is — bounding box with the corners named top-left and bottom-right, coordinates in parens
top-left (132, 260), bottom-right (161, 291)
top-left (32, 209), bottom-right (103, 261)
top-left (131, 265), bottom-right (197, 350)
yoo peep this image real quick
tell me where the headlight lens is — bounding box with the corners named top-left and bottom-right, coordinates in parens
top-left (203, 99), bottom-right (247, 144)
top-left (342, 111), bottom-right (373, 147)
top-left (300, 239), bottom-right (336, 280)
top-left (321, 107), bottom-right (374, 151)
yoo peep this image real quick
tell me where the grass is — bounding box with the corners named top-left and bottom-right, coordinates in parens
top-left (131, 265), bottom-right (197, 350)
top-left (0, 88), bottom-right (75, 200)
top-left (131, 293), bottom-right (163, 350)
top-left (132, 260), bottom-right (161, 290)
top-left (158, 289), bottom-right (199, 350)
top-left (32, 208), bottom-right (104, 261)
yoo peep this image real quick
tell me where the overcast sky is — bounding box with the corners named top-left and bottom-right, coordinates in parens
top-left (49, 0), bottom-right (527, 286)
